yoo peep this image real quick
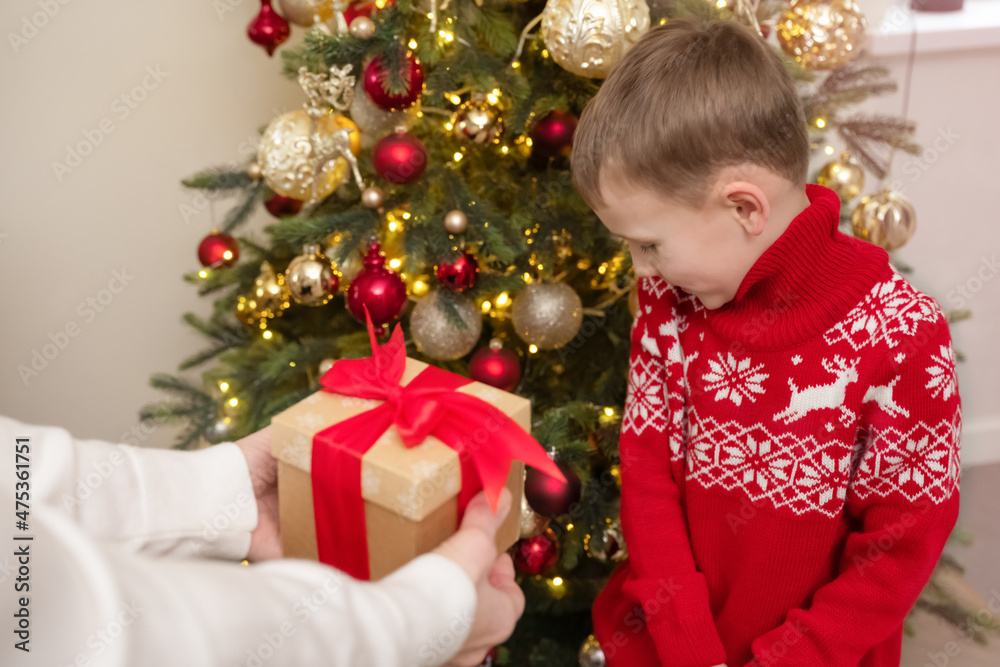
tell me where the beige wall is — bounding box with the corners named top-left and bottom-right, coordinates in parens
top-left (1, 0), bottom-right (996, 463)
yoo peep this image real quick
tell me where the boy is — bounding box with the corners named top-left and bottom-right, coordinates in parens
top-left (571, 18), bottom-right (961, 667)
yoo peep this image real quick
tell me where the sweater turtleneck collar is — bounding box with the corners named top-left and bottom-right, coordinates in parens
top-left (700, 183), bottom-right (893, 351)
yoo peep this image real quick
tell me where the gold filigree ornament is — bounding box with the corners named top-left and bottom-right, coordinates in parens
top-left (513, 0), bottom-right (651, 79)
top-left (257, 64), bottom-right (365, 205)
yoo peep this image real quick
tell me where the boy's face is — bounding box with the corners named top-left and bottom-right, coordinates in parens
top-left (593, 170), bottom-right (760, 310)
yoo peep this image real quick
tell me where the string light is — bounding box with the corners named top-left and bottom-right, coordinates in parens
top-left (453, 151), bottom-right (464, 162)
top-left (408, 38), bottom-right (418, 49)
top-left (223, 250), bottom-right (233, 261)
top-left (501, 145), bottom-right (509, 154)
top-left (262, 330), bottom-right (273, 340)
top-left (449, 94), bottom-right (461, 105)
top-left (229, 397), bottom-right (239, 407)
top-left (389, 258), bottom-right (402, 269)
top-left (816, 117), bottom-right (827, 128)
top-left (219, 381), bottom-right (230, 392)
top-left (496, 292), bottom-right (509, 306)
top-left (511, 61), bottom-right (520, 69)
top-left (604, 407), bottom-right (615, 417)
top-left (198, 270), bottom-right (209, 279)
top-left (825, 145), bottom-right (835, 155)
top-left (289, 361), bottom-right (296, 367)
top-left (529, 344), bottom-right (538, 354)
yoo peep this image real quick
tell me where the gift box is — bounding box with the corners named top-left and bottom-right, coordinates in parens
top-left (270, 311), bottom-right (565, 581)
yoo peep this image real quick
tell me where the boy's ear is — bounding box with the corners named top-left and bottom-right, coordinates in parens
top-left (720, 181), bottom-right (769, 236)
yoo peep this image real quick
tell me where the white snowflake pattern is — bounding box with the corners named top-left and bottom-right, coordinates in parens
top-left (925, 343), bottom-right (958, 401)
top-left (791, 355), bottom-right (803, 365)
top-left (623, 354), bottom-right (668, 435)
top-left (823, 272), bottom-right (940, 351)
top-left (361, 467), bottom-right (382, 496)
top-left (882, 434), bottom-right (949, 488)
top-left (721, 433), bottom-right (792, 492)
top-left (296, 412), bottom-right (329, 431)
top-left (796, 451), bottom-right (852, 506)
top-left (701, 352), bottom-right (769, 406)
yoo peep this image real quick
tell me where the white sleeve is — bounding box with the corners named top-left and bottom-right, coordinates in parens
top-left (1, 502), bottom-right (477, 667)
top-left (0, 414), bottom-right (256, 560)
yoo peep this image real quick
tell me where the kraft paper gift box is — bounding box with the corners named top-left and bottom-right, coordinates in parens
top-left (270, 313), bottom-right (565, 581)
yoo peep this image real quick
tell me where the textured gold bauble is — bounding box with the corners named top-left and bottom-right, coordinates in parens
top-left (579, 634), bottom-right (607, 667)
top-left (410, 290), bottom-right (483, 360)
top-left (541, 0), bottom-right (651, 78)
top-left (851, 188), bottom-right (917, 251)
top-left (286, 243), bottom-right (337, 306)
top-left (817, 151), bottom-right (865, 200)
top-left (349, 16), bottom-right (375, 39)
top-left (278, 0), bottom-right (334, 26)
top-left (443, 209), bottom-right (468, 234)
top-left (361, 185), bottom-right (384, 209)
top-left (348, 79), bottom-right (420, 142)
top-left (236, 261), bottom-right (291, 324)
top-left (777, 0), bottom-right (867, 71)
top-left (519, 494), bottom-right (551, 539)
top-left (511, 281), bottom-right (583, 350)
top-left (451, 98), bottom-right (504, 144)
top-left (257, 110), bottom-right (360, 203)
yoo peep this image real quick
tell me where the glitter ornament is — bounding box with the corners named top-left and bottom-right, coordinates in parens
top-left (362, 53), bottom-right (424, 111)
top-left (511, 281), bottom-right (583, 350)
top-left (236, 261), bottom-right (291, 325)
top-left (409, 289), bottom-right (482, 360)
top-left (816, 151), bottom-right (865, 200)
top-left (436, 252), bottom-right (479, 292)
top-left (851, 188), bottom-right (917, 251)
top-left (777, 0), bottom-right (867, 71)
top-left (513, 528), bottom-right (560, 575)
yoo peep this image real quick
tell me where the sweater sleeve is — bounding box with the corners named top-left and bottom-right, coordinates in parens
top-left (615, 279), bottom-right (728, 666)
top-left (0, 500), bottom-right (476, 667)
top-left (745, 308), bottom-right (962, 666)
top-left (1, 414), bottom-right (257, 560)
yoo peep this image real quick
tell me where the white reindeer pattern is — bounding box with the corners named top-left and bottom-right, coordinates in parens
top-left (862, 375), bottom-right (909, 418)
top-left (773, 356), bottom-right (860, 424)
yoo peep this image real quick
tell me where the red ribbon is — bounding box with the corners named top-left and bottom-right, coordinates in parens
top-left (310, 306), bottom-right (567, 580)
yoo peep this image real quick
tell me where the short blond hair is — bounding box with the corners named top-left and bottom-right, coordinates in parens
top-left (571, 19), bottom-right (810, 210)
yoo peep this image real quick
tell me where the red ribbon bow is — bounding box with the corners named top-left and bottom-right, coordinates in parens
top-left (310, 306), bottom-right (566, 580)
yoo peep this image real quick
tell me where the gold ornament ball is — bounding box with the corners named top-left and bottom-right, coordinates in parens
top-left (511, 281), bottom-right (583, 350)
top-left (236, 261), bottom-right (291, 324)
top-left (851, 188), bottom-right (917, 251)
top-left (278, 0), bottom-right (334, 26)
top-left (777, 0), bottom-right (867, 71)
top-left (257, 110), bottom-right (358, 204)
top-left (361, 186), bottom-right (384, 209)
top-left (451, 97), bottom-right (504, 145)
top-left (519, 494), bottom-right (551, 539)
top-left (349, 16), bottom-right (375, 39)
top-left (410, 290), bottom-right (483, 360)
top-left (579, 634), bottom-right (607, 667)
top-left (541, 0), bottom-right (651, 78)
top-left (247, 161), bottom-right (263, 181)
top-left (318, 358), bottom-right (336, 375)
top-left (443, 209), bottom-right (468, 234)
top-left (817, 151), bottom-right (865, 200)
top-left (286, 243), bottom-right (337, 306)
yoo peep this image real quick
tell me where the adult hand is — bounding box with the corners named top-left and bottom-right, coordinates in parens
top-left (433, 487), bottom-right (525, 667)
top-left (235, 425), bottom-right (282, 562)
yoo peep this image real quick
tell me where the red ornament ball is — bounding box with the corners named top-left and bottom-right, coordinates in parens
top-left (363, 53), bottom-right (424, 111)
top-left (247, 0), bottom-right (290, 56)
top-left (525, 459), bottom-right (581, 516)
top-left (198, 232), bottom-right (239, 268)
top-left (512, 529), bottom-right (560, 576)
top-left (436, 252), bottom-right (479, 292)
top-left (373, 131), bottom-right (427, 185)
top-left (346, 241), bottom-right (409, 326)
top-left (264, 193), bottom-right (304, 218)
top-left (343, 0), bottom-right (394, 25)
top-left (530, 110), bottom-right (578, 159)
top-left (469, 341), bottom-right (520, 392)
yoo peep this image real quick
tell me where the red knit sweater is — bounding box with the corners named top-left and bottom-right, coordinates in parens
top-left (592, 184), bottom-right (962, 667)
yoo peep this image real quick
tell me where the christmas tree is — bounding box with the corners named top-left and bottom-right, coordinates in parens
top-left (144, 0), bottom-right (994, 663)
